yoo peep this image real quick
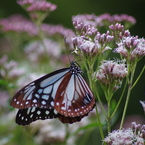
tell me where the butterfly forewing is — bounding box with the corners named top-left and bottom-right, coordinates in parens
top-left (11, 68), bottom-right (69, 109)
top-left (54, 71), bottom-right (96, 117)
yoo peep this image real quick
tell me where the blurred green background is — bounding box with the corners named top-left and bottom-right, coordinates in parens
top-left (0, 1), bottom-right (145, 144)
top-left (0, 0), bottom-right (145, 37)
top-left (0, 0), bottom-right (144, 117)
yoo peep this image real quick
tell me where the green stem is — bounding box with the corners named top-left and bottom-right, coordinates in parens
top-left (83, 57), bottom-right (106, 140)
top-left (106, 88), bottom-right (113, 133)
top-left (111, 79), bottom-right (127, 119)
top-left (95, 106), bottom-right (105, 140)
top-left (96, 89), bottom-right (107, 117)
top-left (119, 63), bottom-right (136, 129)
top-left (63, 124), bottom-right (69, 145)
top-left (131, 65), bottom-right (145, 89)
top-left (107, 100), bottom-right (111, 133)
top-left (119, 84), bottom-right (131, 129)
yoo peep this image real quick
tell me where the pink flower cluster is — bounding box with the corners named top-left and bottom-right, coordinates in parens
top-left (0, 14), bottom-right (74, 39)
top-left (17, 0), bottom-right (34, 5)
top-left (109, 23), bottom-right (131, 40)
top-left (0, 55), bottom-right (25, 82)
top-left (72, 13), bottom-right (136, 28)
top-left (0, 15), bottom-right (37, 36)
top-left (104, 122), bottom-right (145, 145)
top-left (100, 13), bottom-right (136, 25)
top-left (17, 0), bottom-right (57, 12)
top-left (17, 0), bottom-right (57, 20)
top-left (72, 21), bottom-right (113, 56)
top-left (41, 24), bottom-right (74, 37)
top-left (96, 60), bottom-right (127, 91)
top-left (115, 36), bottom-right (145, 62)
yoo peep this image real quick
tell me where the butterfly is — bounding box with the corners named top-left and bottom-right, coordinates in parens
top-left (10, 62), bottom-right (96, 125)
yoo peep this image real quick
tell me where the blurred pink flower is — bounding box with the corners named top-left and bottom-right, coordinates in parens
top-left (0, 15), bottom-right (37, 36)
top-left (0, 55), bottom-right (25, 82)
top-left (17, 0), bottom-right (35, 5)
top-left (27, 1), bottom-right (57, 12)
top-left (17, 0), bottom-right (57, 20)
top-left (0, 91), bottom-right (9, 107)
top-left (72, 13), bottom-right (136, 28)
top-left (17, 0), bottom-right (57, 12)
top-left (41, 24), bottom-right (74, 37)
top-left (25, 39), bottom-right (61, 62)
top-left (0, 15), bottom-right (74, 42)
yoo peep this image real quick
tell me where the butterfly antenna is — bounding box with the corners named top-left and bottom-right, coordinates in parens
top-left (64, 37), bottom-right (72, 63)
top-left (64, 37), bottom-right (83, 66)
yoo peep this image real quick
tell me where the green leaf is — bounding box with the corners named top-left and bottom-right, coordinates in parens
top-left (75, 122), bottom-right (101, 134)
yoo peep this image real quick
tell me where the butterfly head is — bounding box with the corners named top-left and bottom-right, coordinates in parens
top-left (69, 62), bottom-right (83, 74)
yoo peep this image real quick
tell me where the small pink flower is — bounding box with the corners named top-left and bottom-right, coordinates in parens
top-left (95, 31), bottom-right (114, 43)
top-left (115, 36), bottom-right (145, 62)
top-left (72, 36), bottom-right (98, 55)
top-left (104, 123), bottom-right (145, 145)
top-left (96, 60), bottom-right (127, 91)
top-left (72, 22), bottom-right (113, 56)
top-left (109, 23), bottom-right (124, 32)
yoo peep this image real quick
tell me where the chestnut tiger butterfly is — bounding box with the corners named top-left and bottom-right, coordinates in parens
top-left (10, 62), bottom-right (96, 125)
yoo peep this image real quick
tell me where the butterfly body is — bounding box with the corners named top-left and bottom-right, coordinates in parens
top-left (11, 62), bottom-right (96, 125)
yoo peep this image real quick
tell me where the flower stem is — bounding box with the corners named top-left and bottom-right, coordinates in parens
top-left (107, 100), bottom-right (111, 132)
top-left (63, 124), bottom-right (69, 145)
top-left (111, 79), bottom-right (127, 119)
top-left (95, 106), bottom-right (105, 140)
top-left (119, 63), bottom-right (136, 129)
top-left (131, 65), bottom-right (145, 89)
top-left (119, 84), bottom-right (131, 129)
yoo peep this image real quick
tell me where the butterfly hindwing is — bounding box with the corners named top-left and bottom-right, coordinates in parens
top-left (16, 107), bottom-right (58, 125)
top-left (58, 113), bottom-right (88, 124)
top-left (16, 107), bottom-right (88, 125)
